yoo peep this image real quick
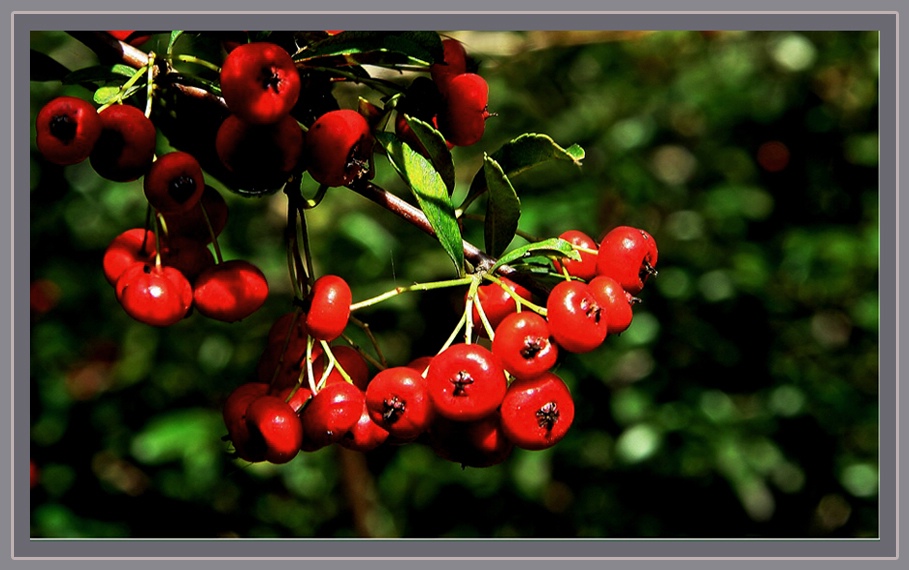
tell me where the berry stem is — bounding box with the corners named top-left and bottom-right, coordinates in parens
top-left (436, 311), bottom-right (468, 356)
top-left (346, 317), bottom-right (388, 370)
top-left (199, 202), bottom-right (224, 264)
top-left (144, 53), bottom-right (156, 117)
top-left (173, 53), bottom-right (222, 74)
top-left (348, 276), bottom-right (474, 312)
top-left (485, 273), bottom-right (548, 316)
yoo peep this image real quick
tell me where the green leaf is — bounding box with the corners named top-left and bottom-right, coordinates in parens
top-left (167, 30), bottom-right (184, 56)
top-left (376, 131), bottom-right (464, 275)
top-left (490, 237), bottom-right (580, 274)
top-left (483, 155), bottom-right (522, 258)
top-left (63, 64), bottom-right (137, 87)
top-left (92, 85), bottom-right (121, 105)
top-left (404, 115), bottom-right (456, 195)
top-left (463, 133), bottom-right (585, 210)
top-left (30, 50), bottom-right (71, 82)
top-left (298, 31), bottom-right (444, 66)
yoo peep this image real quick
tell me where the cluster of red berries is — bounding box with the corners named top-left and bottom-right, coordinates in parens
top-left (221, 225), bottom-right (657, 468)
top-left (35, 89), bottom-right (271, 327)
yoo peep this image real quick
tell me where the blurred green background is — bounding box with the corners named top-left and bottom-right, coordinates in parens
top-left (29, 30), bottom-right (879, 538)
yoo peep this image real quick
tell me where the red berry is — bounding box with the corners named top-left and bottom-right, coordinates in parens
top-left (438, 73), bottom-right (490, 147)
top-left (338, 399), bottom-right (390, 452)
top-left (102, 228), bottom-right (156, 285)
top-left (159, 185), bottom-right (229, 245)
top-left (596, 226), bottom-right (659, 295)
top-left (426, 343), bottom-right (507, 422)
top-left (545, 280), bottom-right (608, 353)
top-left (427, 413), bottom-right (513, 468)
top-left (302, 109), bottom-right (373, 187)
top-left (244, 395), bottom-right (303, 464)
top-left (430, 38), bottom-right (468, 94)
top-left (192, 260), bottom-right (269, 322)
top-left (499, 372), bottom-right (575, 451)
top-left (115, 264), bottom-right (192, 327)
top-left (215, 113), bottom-right (303, 192)
top-left (222, 382), bottom-right (269, 462)
top-left (35, 96), bottom-right (101, 165)
top-left (89, 104), bottom-right (157, 182)
top-left (491, 311), bottom-right (559, 381)
top-left (143, 151), bottom-right (205, 214)
top-left (588, 275), bottom-right (635, 334)
top-left (158, 236), bottom-right (216, 283)
top-left (469, 277), bottom-right (533, 336)
top-left (299, 381), bottom-right (364, 448)
top-left (365, 366), bottom-right (433, 441)
top-left (219, 42), bottom-right (301, 124)
top-left (305, 275), bottom-right (352, 341)
top-left (553, 230), bottom-right (598, 280)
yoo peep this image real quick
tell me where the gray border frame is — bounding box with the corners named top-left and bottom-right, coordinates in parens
top-left (6, 2), bottom-right (900, 566)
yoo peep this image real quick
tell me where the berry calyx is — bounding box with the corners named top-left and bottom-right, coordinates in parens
top-left (426, 343), bottom-right (507, 422)
top-left (499, 372), bottom-right (575, 451)
top-left (588, 275), bottom-right (636, 334)
top-left (596, 226), bottom-right (659, 295)
top-left (302, 109), bottom-right (373, 187)
top-left (89, 104), bottom-right (157, 182)
top-left (144, 151), bottom-right (206, 214)
top-left (35, 96), bottom-right (102, 165)
top-left (545, 280), bottom-right (608, 353)
top-left (491, 311), bottom-right (559, 381)
top-left (365, 366), bottom-right (433, 441)
top-left (219, 42), bottom-right (301, 125)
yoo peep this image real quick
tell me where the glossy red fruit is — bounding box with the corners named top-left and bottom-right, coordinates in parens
top-left (102, 228), bottom-right (156, 285)
top-left (222, 382), bottom-right (269, 462)
top-left (365, 367), bottom-right (433, 441)
top-left (302, 109), bottom-right (373, 187)
top-left (215, 113), bottom-right (303, 192)
top-left (143, 151), bottom-right (205, 214)
top-left (596, 226), bottom-right (659, 295)
top-left (438, 73), bottom-right (490, 147)
top-left (258, 340), bottom-right (322, 392)
top-left (405, 355), bottom-right (434, 376)
top-left (244, 395), bottom-right (304, 464)
top-left (469, 277), bottom-right (533, 336)
top-left (219, 42), bottom-right (301, 124)
top-left (491, 311), bottom-right (559, 381)
top-left (588, 275), bottom-right (636, 334)
top-left (89, 104), bottom-right (157, 182)
top-left (159, 185), bottom-right (229, 245)
top-left (499, 372), bottom-right (575, 451)
top-left (428, 413), bottom-right (513, 468)
top-left (272, 384), bottom-right (313, 413)
top-left (338, 399), bottom-right (390, 452)
top-left (430, 38), bottom-right (468, 94)
top-left (305, 275), bottom-right (352, 341)
top-left (545, 280), bottom-right (608, 353)
top-left (553, 230), bottom-right (599, 280)
top-left (35, 96), bottom-right (102, 165)
top-left (115, 264), bottom-right (192, 327)
top-left (158, 236), bottom-right (216, 283)
top-left (426, 343), bottom-right (507, 422)
top-left (300, 381), bottom-right (364, 448)
top-left (192, 260), bottom-right (269, 322)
